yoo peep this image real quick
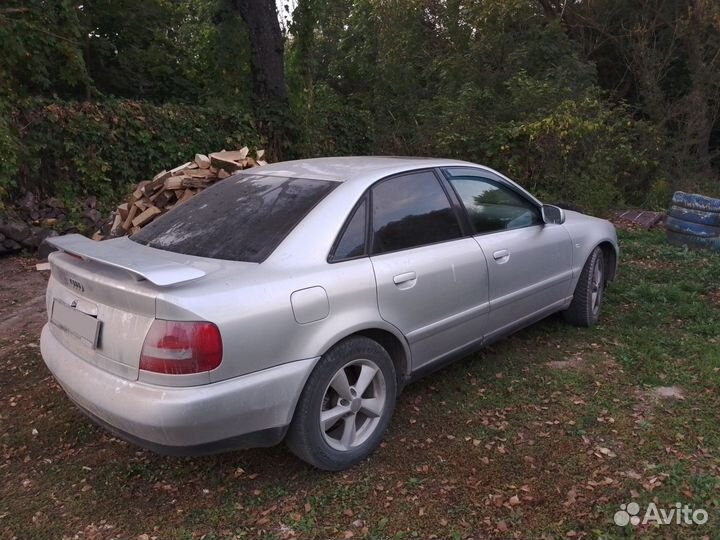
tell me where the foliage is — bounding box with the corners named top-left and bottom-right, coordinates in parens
top-left (8, 99), bottom-right (258, 204)
top-left (286, 0), bottom-right (673, 214)
top-left (0, 0), bottom-right (254, 104)
top-left (0, 1), bottom-right (90, 98)
top-left (1, 0), bottom-right (719, 213)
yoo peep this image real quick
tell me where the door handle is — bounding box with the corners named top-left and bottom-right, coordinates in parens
top-left (393, 271), bottom-right (417, 285)
top-left (493, 249), bottom-right (510, 260)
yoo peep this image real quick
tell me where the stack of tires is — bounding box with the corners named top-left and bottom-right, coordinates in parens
top-left (666, 192), bottom-right (720, 251)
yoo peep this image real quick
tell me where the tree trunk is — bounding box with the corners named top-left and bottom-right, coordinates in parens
top-left (231, 0), bottom-right (289, 159)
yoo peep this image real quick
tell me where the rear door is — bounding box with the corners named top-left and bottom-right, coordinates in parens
top-left (368, 170), bottom-right (490, 370)
top-left (442, 168), bottom-right (573, 339)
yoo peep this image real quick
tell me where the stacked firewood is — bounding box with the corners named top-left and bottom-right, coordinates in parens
top-left (97, 147), bottom-right (266, 239)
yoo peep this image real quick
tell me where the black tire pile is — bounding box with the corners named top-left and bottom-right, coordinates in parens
top-left (666, 192), bottom-right (720, 251)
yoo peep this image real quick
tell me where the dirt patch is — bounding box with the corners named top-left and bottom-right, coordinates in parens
top-left (653, 385), bottom-right (685, 400)
top-left (546, 357), bottom-right (584, 370)
top-left (632, 386), bottom-right (686, 424)
top-left (545, 351), bottom-right (618, 373)
top-left (0, 256), bottom-right (49, 356)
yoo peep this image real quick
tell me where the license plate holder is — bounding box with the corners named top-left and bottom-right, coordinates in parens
top-left (51, 299), bottom-right (101, 349)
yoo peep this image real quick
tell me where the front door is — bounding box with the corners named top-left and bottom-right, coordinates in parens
top-left (368, 170), bottom-right (490, 370)
top-left (442, 168), bottom-right (573, 339)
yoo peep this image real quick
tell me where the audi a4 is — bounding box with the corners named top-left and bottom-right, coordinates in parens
top-left (41, 157), bottom-right (618, 470)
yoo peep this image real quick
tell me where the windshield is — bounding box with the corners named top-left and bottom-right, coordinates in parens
top-left (131, 174), bottom-right (338, 262)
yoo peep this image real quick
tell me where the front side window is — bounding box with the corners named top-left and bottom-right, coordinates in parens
top-left (370, 171), bottom-right (462, 254)
top-left (447, 174), bottom-right (541, 234)
top-left (132, 174), bottom-right (338, 263)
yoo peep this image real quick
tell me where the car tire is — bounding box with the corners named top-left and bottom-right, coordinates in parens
top-left (562, 246), bottom-right (605, 328)
top-left (286, 336), bottom-right (397, 471)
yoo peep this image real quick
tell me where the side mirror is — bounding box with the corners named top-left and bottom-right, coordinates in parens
top-left (541, 204), bottom-right (566, 225)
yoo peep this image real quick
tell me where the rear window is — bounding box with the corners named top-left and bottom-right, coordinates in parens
top-left (131, 174), bottom-right (338, 262)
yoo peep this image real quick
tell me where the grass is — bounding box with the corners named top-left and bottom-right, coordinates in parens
top-left (1, 227), bottom-right (719, 539)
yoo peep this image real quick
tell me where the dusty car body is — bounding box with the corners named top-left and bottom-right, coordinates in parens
top-left (41, 157), bottom-right (618, 470)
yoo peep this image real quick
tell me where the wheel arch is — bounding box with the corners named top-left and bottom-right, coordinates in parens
top-left (318, 324), bottom-right (411, 391)
top-left (598, 240), bottom-right (618, 282)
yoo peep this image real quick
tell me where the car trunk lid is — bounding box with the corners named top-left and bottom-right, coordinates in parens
top-left (45, 235), bottom-right (216, 381)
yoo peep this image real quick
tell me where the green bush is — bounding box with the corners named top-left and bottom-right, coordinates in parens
top-left (7, 99), bottom-right (259, 205)
top-left (0, 110), bottom-right (21, 202)
top-left (429, 90), bottom-right (669, 216)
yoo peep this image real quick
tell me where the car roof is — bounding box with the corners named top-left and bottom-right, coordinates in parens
top-left (239, 156), bottom-right (483, 184)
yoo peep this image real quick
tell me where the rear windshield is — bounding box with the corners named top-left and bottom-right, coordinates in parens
top-left (131, 174), bottom-right (338, 262)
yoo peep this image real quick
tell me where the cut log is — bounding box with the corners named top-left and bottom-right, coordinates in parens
top-left (170, 162), bottom-right (192, 175)
top-left (177, 189), bottom-right (196, 205)
top-left (154, 190), bottom-right (174, 209)
top-left (181, 178), bottom-right (206, 189)
top-left (109, 213), bottom-right (124, 236)
top-left (186, 168), bottom-right (212, 178)
top-left (152, 170), bottom-right (171, 184)
top-left (149, 187), bottom-right (166, 202)
top-left (97, 144), bottom-right (266, 238)
top-left (117, 203), bottom-right (129, 221)
top-left (132, 206), bottom-right (162, 228)
top-left (210, 152), bottom-right (243, 173)
top-left (164, 176), bottom-right (184, 190)
top-left (195, 154), bottom-right (211, 169)
top-left (122, 204), bottom-right (139, 231)
top-left (133, 181), bottom-right (150, 200)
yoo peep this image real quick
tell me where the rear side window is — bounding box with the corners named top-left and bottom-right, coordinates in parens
top-left (370, 171), bottom-right (462, 254)
top-left (331, 199), bottom-right (367, 261)
top-left (132, 174), bottom-right (338, 263)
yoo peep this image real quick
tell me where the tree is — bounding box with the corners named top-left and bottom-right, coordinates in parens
top-left (231, 0), bottom-right (290, 159)
top-left (546, 0), bottom-right (720, 182)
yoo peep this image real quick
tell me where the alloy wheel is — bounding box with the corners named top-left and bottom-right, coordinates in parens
top-left (320, 359), bottom-right (387, 452)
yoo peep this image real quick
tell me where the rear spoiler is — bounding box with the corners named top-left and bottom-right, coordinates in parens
top-left (46, 234), bottom-right (206, 287)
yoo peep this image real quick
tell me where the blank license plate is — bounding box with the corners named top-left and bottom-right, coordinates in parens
top-left (51, 300), bottom-right (101, 348)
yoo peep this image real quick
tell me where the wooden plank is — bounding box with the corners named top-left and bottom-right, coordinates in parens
top-left (134, 200), bottom-right (149, 212)
top-left (186, 168), bottom-right (212, 178)
top-left (195, 154), bottom-right (211, 169)
top-left (210, 152), bottom-right (242, 173)
top-left (170, 162), bottom-right (192, 176)
top-left (181, 178), bottom-right (205, 189)
top-left (132, 206), bottom-right (162, 228)
top-left (109, 213), bottom-right (124, 236)
top-left (117, 203), bottom-right (129, 221)
top-left (154, 190), bottom-right (174, 209)
top-left (122, 204), bottom-right (139, 231)
top-left (164, 176), bottom-right (184, 190)
top-left (132, 181), bottom-right (150, 200)
top-left (177, 189), bottom-right (195, 206)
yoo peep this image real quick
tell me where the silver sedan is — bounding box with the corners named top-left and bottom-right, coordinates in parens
top-left (41, 157), bottom-right (618, 470)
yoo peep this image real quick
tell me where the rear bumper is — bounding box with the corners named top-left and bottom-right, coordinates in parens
top-left (40, 324), bottom-right (318, 454)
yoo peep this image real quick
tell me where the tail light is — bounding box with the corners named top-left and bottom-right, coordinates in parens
top-left (140, 320), bottom-right (223, 375)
